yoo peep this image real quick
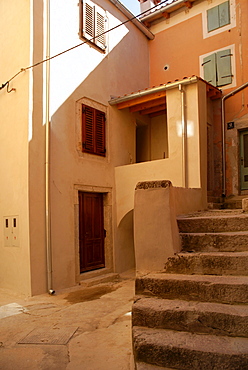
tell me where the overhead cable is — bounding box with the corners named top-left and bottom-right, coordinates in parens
top-left (0, 0), bottom-right (172, 91)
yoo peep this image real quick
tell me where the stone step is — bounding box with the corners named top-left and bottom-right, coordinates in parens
top-left (133, 297), bottom-right (248, 337)
top-left (177, 214), bottom-right (248, 233)
top-left (135, 273), bottom-right (248, 304)
top-left (180, 231), bottom-right (248, 252)
top-left (207, 196), bottom-right (223, 204)
top-left (164, 252), bottom-right (248, 276)
top-left (133, 326), bottom-right (248, 370)
top-left (224, 200), bottom-right (242, 209)
top-left (136, 363), bottom-right (173, 370)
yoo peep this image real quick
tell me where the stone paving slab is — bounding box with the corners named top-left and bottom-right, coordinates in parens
top-left (0, 274), bottom-right (135, 370)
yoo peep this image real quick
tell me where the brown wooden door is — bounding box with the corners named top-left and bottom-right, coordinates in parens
top-left (79, 192), bottom-right (105, 273)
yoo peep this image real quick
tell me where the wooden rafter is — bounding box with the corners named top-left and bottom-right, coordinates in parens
top-left (116, 90), bottom-right (166, 110)
top-left (184, 1), bottom-right (192, 9)
top-left (141, 104), bottom-right (166, 115)
top-left (206, 85), bottom-right (222, 100)
top-left (129, 97), bottom-right (166, 113)
top-left (149, 110), bottom-right (166, 118)
top-left (162, 11), bottom-right (170, 19)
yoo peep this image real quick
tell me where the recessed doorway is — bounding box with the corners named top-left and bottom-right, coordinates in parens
top-left (240, 130), bottom-right (248, 190)
top-left (78, 192), bottom-right (105, 273)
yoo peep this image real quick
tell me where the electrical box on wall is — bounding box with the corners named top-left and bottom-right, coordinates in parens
top-left (3, 216), bottom-right (19, 247)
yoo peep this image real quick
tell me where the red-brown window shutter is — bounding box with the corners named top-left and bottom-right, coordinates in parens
top-left (82, 104), bottom-right (106, 156)
top-left (95, 110), bottom-right (106, 155)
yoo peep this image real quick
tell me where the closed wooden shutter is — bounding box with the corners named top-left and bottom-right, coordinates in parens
top-left (82, 105), bottom-right (94, 153)
top-left (207, 1), bottom-right (230, 32)
top-left (95, 110), bottom-right (106, 156)
top-left (207, 5), bottom-right (219, 32)
top-left (216, 49), bottom-right (232, 86)
top-left (219, 1), bottom-right (230, 28)
top-left (82, 105), bottom-right (106, 156)
top-left (202, 53), bottom-right (217, 86)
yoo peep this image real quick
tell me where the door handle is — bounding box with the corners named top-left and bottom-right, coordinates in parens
top-left (241, 157), bottom-right (244, 165)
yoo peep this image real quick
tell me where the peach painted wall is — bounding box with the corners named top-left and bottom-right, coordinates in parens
top-left (148, 0), bottom-right (248, 196)
top-left (149, 0), bottom-right (248, 122)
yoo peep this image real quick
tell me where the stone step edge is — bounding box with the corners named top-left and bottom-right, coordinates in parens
top-left (133, 297), bottom-right (248, 337)
top-left (164, 252), bottom-right (248, 276)
top-left (135, 273), bottom-right (248, 304)
top-left (133, 326), bottom-right (248, 369)
top-left (180, 231), bottom-right (248, 236)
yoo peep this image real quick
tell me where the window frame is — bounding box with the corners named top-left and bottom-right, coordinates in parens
top-left (202, 0), bottom-right (236, 39)
top-left (200, 45), bottom-right (236, 90)
top-left (82, 104), bottom-right (106, 157)
top-left (79, 0), bottom-right (106, 52)
top-left (207, 1), bottom-right (230, 33)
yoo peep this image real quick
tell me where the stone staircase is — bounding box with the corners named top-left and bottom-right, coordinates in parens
top-left (132, 210), bottom-right (248, 370)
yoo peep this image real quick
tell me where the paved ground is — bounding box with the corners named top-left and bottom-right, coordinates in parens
top-left (0, 272), bottom-right (135, 370)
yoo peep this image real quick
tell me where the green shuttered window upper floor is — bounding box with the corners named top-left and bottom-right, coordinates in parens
top-left (207, 1), bottom-right (230, 32)
top-left (202, 49), bottom-right (232, 87)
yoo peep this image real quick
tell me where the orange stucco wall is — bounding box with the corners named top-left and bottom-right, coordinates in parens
top-left (148, 0), bottom-right (248, 196)
top-left (149, 2), bottom-right (248, 122)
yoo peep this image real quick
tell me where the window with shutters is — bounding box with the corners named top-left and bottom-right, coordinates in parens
top-left (202, 48), bottom-right (232, 87)
top-left (79, 0), bottom-right (106, 52)
top-left (82, 104), bottom-right (106, 156)
top-left (207, 1), bottom-right (230, 32)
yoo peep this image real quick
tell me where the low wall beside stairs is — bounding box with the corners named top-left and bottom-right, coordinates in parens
top-left (134, 180), bottom-right (207, 275)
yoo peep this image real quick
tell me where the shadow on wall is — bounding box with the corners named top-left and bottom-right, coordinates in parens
top-left (115, 210), bottom-right (135, 273)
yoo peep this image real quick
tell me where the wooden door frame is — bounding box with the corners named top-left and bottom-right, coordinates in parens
top-left (74, 185), bottom-right (113, 282)
top-left (240, 129), bottom-right (248, 191)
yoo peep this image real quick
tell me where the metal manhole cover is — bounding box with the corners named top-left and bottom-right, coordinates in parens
top-left (18, 326), bottom-right (78, 345)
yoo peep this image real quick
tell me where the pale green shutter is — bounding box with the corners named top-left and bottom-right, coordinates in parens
top-left (219, 1), bottom-right (230, 28)
top-left (207, 1), bottom-right (230, 32)
top-left (207, 6), bottom-right (219, 32)
top-left (202, 53), bottom-right (217, 86)
top-left (216, 49), bottom-right (232, 86)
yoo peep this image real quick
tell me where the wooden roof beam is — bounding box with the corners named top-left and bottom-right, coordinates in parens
top-left (116, 90), bottom-right (167, 110)
top-left (129, 97), bottom-right (166, 113)
top-left (162, 11), bottom-right (170, 19)
top-left (184, 1), bottom-right (193, 9)
top-left (149, 110), bottom-right (166, 118)
top-left (141, 104), bottom-right (166, 115)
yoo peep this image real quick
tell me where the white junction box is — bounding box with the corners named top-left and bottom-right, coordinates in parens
top-left (3, 216), bottom-right (19, 247)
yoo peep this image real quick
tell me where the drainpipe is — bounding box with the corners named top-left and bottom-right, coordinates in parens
top-left (45, 0), bottom-right (54, 295)
top-left (179, 84), bottom-right (187, 188)
top-left (221, 82), bottom-right (248, 197)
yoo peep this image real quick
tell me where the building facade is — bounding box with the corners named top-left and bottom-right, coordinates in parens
top-left (0, 0), bottom-right (152, 296)
top-left (1, 0), bottom-right (247, 296)
top-left (139, 0), bottom-right (248, 198)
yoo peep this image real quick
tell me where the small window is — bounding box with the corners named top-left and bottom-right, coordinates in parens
top-left (202, 49), bottom-right (232, 87)
top-left (82, 104), bottom-right (106, 156)
top-left (207, 1), bottom-right (230, 32)
top-left (79, 0), bottom-right (106, 51)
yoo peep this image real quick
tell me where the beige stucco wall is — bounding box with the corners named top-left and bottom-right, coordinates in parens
top-left (48, 0), bottom-right (150, 289)
top-left (0, 1), bottom-right (32, 296)
top-left (115, 80), bottom-right (208, 226)
top-left (134, 181), bottom-right (207, 275)
top-left (0, 0), bottom-right (150, 296)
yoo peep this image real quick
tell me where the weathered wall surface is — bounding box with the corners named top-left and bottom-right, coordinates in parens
top-left (115, 80), bottom-right (208, 227)
top-left (148, 0), bottom-right (248, 196)
top-left (48, 0), bottom-right (150, 289)
top-left (0, 1), bottom-right (32, 295)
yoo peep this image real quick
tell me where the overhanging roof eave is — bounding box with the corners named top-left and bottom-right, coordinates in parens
top-left (109, 76), bottom-right (199, 107)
